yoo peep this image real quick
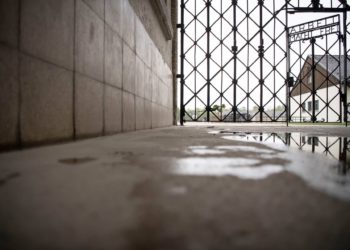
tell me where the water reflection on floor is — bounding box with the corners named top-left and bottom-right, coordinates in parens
top-left (219, 131), bottom-right (350, 175)
top-left (171, 130), bottom-right (350, 201)
top-left (175, 156), bottom-right (284, 179)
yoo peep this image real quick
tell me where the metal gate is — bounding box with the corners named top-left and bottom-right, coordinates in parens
top-left (178, 0), bottom-right (350, 125)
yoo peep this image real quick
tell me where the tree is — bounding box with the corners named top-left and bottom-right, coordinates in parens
top-left (212, 104), bottom-right (226, 113)
top-left (275, 105), bottom-right (285, 111)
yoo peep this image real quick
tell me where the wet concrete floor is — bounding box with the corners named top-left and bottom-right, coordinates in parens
top-left (0, 125), bottom-right (350, 249)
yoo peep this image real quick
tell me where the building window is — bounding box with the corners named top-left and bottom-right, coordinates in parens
top-left (308, 74), bottom-right (312, 84)
top-left (315, 100), bottom-right (319, 111)
top-left (308, 101), bottom-right (312, 112)
top-left (302, 102), bottom-right (306, 112)
top-left (307, 100), bottom-right (319, 112)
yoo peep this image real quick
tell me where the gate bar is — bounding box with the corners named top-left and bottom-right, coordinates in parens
top-left (286, 2), bottom-right (290, 126)
top-left (311, 38), bottom-right (316, 123)
top-left (233, 0), bottom-right (237, 122)
top-left (180, 0), bottom-right (184, 125)
top-left (206, 0), bottom-right (210, 122)
top-left (343, 1), bottom-right (348, 126)
top-left (259, 0), bottom-right (264, 122)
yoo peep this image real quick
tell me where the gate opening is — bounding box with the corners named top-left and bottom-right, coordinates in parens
top-left (178, 0), bottom-right (350, 125)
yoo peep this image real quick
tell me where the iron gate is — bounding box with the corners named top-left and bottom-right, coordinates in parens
top-left (178, 0), bottom-right (350, 125)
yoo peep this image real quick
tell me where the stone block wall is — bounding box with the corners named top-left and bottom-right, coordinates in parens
top-left (0, 0), bottom-right (174, 149)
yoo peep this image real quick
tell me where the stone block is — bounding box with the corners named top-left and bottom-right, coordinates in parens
top-left (152, 74), bottom-right (160, 104)
top-left (76, 0), bottom-right (104, 81)
top-left (75, 73), bottom-right (103, 137)
top-left (144, 66), bottom-right (152, 101)
top-left (104, 25), bottom-right (122, 88)
top-left (21, 0), bottom-right (74, 69)
top-left (158, 82), bottom-right (165, 107)
top-left (83, 0), bottom-right (104, 19)
top-left (165, 64), bottom-right (173, 87)
top-left (105, 0), bottom-right (123, 36)
top-left (122, 91), bottom-right (135, 132)
top-left (122, 43), bottom-right (136, 94)
top-left (129, 0), bottom-right (173, 68)
top-left (0, 45), bottom-right (18, 147)
top-left (163, 84), bottom-right (169, 107)
top-left (167, 83), bottom-right (173, 109)
top-left (151, 46), bottom-right (163, 78)
top-left (159, 106), bottom-right (165, 127)
top-left (0, 0), bottom-right (18, 48)
top-left (135, 96), bottom-right (144, 130)
top-left (104, 85), bottom-right (122, 134)
top-left (20, 55), bottom-right (73, 144)
top-left (135, 18), bottom-right (151, 67)
top-left (151, 102), bottom-right (160, 128)
top-left (122, 0), bottom-right (135, 49)
top-left (144, 37), bottom-right (152, 68)
top-left (144, 100), bottom-right (152, 129)
top-left (135, 56), bottom-right (144, 98)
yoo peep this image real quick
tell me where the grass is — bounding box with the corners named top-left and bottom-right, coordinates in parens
top-left (289, 122), bottom-right (348, 126)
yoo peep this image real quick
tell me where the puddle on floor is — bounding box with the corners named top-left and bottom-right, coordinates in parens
top-left (186, 146), bottom-right (226, 155)
top-left (218, 131), bottom-right (350, 172)
top-left (171, 130), bottom-right (350, 202)
top-left (173, 157), bottom-right (283, 180)
top-left (173, 145), bottom-right (287, 180)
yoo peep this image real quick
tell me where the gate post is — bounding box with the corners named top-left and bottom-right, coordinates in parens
top-left (179, 0), bottom-right (185, 125)
top-left (206, 0), bottom-right (211, 122)
top-left (259, 0), bottom-right (264, 122)
top-left (233, 0), bottom-right (237, 122)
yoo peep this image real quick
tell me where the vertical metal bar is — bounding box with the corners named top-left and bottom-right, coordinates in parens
top-left (343, 6), bottom-right (348, 126)
top-left (233, 0), bottom-right (237, 122)
top-left (338, 16), bottom-right (342, 123)
top-left (286, 0), bottom-right (290, 126)
top-left (180, 0), bottom-right (185, 125)
top-left (206, 0), bottom-right (211, 122)
top-left (311, 38), bottom-right (316, 123)
top-left (194, 0), bottom-right (197, 120)
top-left (339, 46), bottom-right (342, 123)
top-left (273, 0), bottom-right (276, 121)
top-left (341, 137), bottom-right (347, 174)
top-left (220, 0), bottom-right (223, 121)
top-left (326, 36), bottom-right (329, 122)
top-left (299, 41), bottom-right (302, 123)
top-left (259, 0), bottom-right (264, 122)
top-left (339, 137), bottom-right (342, 167)
top-left (247, 0), bottom-right (250, 120)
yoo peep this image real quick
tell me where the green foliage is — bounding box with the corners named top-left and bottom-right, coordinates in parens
top-left (211, 104), bottom-right (226, 113)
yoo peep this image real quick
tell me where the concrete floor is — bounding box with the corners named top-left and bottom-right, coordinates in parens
top-left (1, 125), bottom-right (350, 249)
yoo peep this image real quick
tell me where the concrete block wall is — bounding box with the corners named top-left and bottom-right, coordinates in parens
top-left (0, 0), bottom-right (174, 149)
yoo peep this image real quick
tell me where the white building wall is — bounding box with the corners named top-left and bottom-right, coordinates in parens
top-left (290, 85), bottom-right (342, 122)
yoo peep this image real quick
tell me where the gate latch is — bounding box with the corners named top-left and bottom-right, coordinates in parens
top-left (341, 93), bottom-right (346, 103)
top-left (286, 76), bottom-right (294, 87)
